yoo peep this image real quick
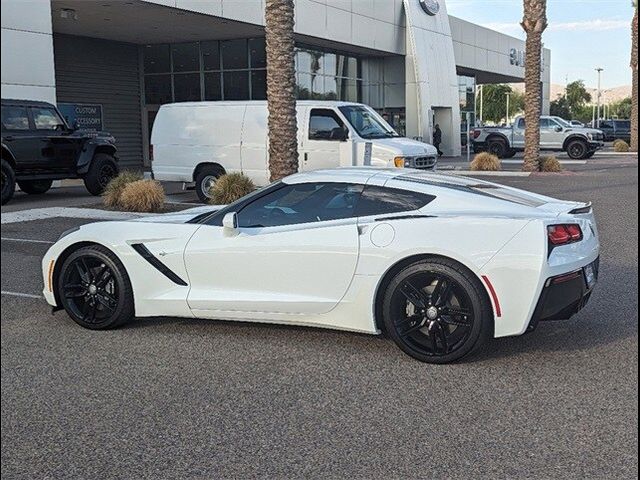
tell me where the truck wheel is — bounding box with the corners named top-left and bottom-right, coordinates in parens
top-left (195, 165), bottom-right (224, 203)
top-left (566, 139), bottom-right (588, 159)
top-left (584, 151), bottom-right (595, 159)
top-left (502, 149), bottom-right (517, 159)
top-left (487, 139), bottom-right (507, 158)
top-left (1, 159), bottom-right (16, 205)
top-left (17, 179), bottom-right (53, 195)
top-left (83, 153), bottom-right (119, 195)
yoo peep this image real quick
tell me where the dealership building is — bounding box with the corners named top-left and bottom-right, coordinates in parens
top-left (1, 0), bottom-right (551, 166)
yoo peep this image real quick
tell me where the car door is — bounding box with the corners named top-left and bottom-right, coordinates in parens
top-left (1, 105), bottom-right (41, 169)
top-left (184, 181), bottom-right (363, 316)
top-left (29, 106), bottom-right (79, 173)
top-left (512, 118), bottom-right (525, 148)
top-left (301, 108), bottom-right (349, 171)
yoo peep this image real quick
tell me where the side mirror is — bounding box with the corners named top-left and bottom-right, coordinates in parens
top-left (330, 127), bottom-right (349, 142)
top-left (222, 212), bottom-right (238, 231)
top-left (555, 126), bottom-right (563, 132)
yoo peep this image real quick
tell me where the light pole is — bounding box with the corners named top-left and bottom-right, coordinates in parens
top-left (505, 92), bottom-right (511, 125)
top-left (595, 67), bottom-right (604, 127)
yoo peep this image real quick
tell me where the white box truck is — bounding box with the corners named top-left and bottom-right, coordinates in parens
top-left (151, 100), bottom-right (438, 202)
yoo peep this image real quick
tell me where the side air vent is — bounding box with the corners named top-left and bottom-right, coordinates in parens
top-left (131, 244), bottom-right (188, 286)
top-left (569, 203), bottom-right (592, 215)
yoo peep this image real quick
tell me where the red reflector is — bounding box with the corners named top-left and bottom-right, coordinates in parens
top-left (481, 275), bottom-right (502, 318)
top-left (548, 224), bottom-right (582, 245)
top-left (551, 271), bottom-right (582, 284)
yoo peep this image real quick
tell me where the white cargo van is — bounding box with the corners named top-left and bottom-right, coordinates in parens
top-left (151, 101), bottom-right (438, 202)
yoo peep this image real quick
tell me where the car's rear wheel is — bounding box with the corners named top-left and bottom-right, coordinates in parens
top-left (17, 179), bottom-right (53, 195)
top-left (487, 138), bottom-right (507, 158)
top-left (1, 159), bottom-right (16, 205)
top-left (194, 164), bottom-right (224, 203)
top-left (57, 245), bottom-right (134, 329)
top-left (382, 259), bottom-right (492, 364)
top-left (84, 153), bottom-right (119, 195)
top-left (566, 139), bottom-right (588, 159)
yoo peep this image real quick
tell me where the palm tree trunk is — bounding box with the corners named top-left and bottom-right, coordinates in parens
top-left (265, 0), bottom-right (299, 181)
top-left (521, 0), bottom-right (548, 172)
top-left (630, 2), bottom-right (638, 152)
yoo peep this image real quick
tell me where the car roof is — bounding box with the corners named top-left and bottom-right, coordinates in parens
top-left (1, 98), bottom-right (56, 108)
top-left (160, 100), bottom-right (366, 109)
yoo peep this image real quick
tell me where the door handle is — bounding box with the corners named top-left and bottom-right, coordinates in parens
top-left (3, 136), bottom-right (14, 141)
top-left (304, 152), bottom-right (308, 162)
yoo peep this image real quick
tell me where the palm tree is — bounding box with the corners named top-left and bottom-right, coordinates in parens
top-left (521, 0), bottom-right (548, 172)
top-left (630, 1), bottom-right (638, 152)
top-left (265, 0), bottom-right (299, 181)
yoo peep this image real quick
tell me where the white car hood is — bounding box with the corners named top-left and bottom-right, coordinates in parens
top-left (132, 205), bottom-right (224, 224)
top-left (371, 137), bottom-right (438, 157)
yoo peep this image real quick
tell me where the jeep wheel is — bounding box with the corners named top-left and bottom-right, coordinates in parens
top-left (84, 153), bottom-right (119, 195)
top-left (195, 165), bottom-right (224, 203)
top-left (487, 139), bottom-right (507, 158)
top-left (1, 159), bottom-right (16, 205)
top-left (17, 179), bottom-right (53, 195)
top-left (566, 139), bottom-right (588, 160)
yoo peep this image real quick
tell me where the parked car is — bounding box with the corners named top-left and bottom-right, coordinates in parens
top-left (151, 101), bottom-right (438, 203)
top-left (595, 119), bottom-right (631, 142)
top-left (1, 99), bottom-right (119, 205)
top-left (42, 167), bottom-right (600, 364)
top-left (471, 115), bottom-right (605, 159)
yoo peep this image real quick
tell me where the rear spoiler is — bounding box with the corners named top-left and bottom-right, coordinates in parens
top-left (568, 202), bottom-right (592, 215)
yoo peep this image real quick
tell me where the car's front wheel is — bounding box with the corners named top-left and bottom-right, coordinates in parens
top-left (566, 139), bottom-right (588, 159)
top-left (17, 179), bottom-right (53, 195)
top-left (382, 259), bottom-right (493, 364)
top-left (84, 153), bottom-right (119, 195)
top-left (57, 245), bottom-right (134, 329)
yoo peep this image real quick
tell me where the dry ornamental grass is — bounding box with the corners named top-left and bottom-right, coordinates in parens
top-left (539, 156), bottom-right (563, 173)
top-left (470, 152), bottom-right (501, 171)
top-left (102, 171), bottom-right (142, 208)
top-left (210, 173), bottom-right (256, 205)
top-left (118, 179), bottom-right (165, 212)
top-left (613, 140), bottom-right (630, 152)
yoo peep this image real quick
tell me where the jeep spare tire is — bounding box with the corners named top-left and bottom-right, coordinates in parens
top-left (17, 179), bottom-right (53, 195)
top-left (1, 159), bottom-right (16, 205)
top-left (84, 153), bottom-right (119, 195)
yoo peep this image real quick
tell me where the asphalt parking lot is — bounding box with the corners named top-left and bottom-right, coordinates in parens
top-left (1, 153), bottom-right (638, 479)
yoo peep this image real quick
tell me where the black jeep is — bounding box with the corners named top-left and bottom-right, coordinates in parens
top-left (1, 99), bottom-right (119, 205)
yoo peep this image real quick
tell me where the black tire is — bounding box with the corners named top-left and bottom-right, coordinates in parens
top-left (584, 151), bottom-right (595, 159)
top-left (566, 139), bottom-right (589, 159)
top-left (502, 149), bottom-right (517, 159)
top-left (487, 138), bottom-right (507, 158)
top-left (1, 159), bottom-right (16, 205)
top-left (194, 164), bottom-right (224, 203)
top-left (57, 245), bottom-right (134, 330)
top-left (83, 153), bottom-right (119, 195)
top-left (17, 179), bottom-right (53, 195)
top-left (381, 258), bottom-right (493, 364)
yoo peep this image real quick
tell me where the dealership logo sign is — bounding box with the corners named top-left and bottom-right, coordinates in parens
top-left (419, 0), bottom-right (440, 15)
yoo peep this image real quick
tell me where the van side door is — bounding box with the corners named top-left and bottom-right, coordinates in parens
top-left (301, 108), bottom-right (349, 171)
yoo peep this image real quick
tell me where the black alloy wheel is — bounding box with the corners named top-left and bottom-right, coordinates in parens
top-left (58, 245), bottom-right (134, 329)
top-left (567, 140), bottom-right (588, 160)
top-left (487, 139), bottom-right (507, 158)
top-left (383, 260), bottom-right (491, 363)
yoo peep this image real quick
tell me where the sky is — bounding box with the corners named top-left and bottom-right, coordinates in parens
top-left (446, 0), bottom-right (635, 89)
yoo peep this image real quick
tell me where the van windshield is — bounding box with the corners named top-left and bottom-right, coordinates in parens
top-left (338, 105), bottom-right (400, 139)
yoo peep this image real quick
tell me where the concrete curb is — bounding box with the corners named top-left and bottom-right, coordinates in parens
top-left (448, 170), bottom-right (532, 177)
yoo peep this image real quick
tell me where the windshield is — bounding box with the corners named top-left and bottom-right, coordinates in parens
top-left (338, 105), bottom-right (399, 139)
top-left (552, 117), bottom-right (572, 128)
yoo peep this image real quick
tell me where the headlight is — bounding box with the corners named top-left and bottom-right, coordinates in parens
top-left (394, 156), bottom-right (412, 168)
top-left (586, 133), bottom-right (594, 140)
top-left (58, 227), bottom-right (80, 241)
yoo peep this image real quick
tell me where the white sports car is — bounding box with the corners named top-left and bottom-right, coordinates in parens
top-left (42, 168), bottom-right (600, 364)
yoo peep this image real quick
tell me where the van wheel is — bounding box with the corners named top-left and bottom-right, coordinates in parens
top-left (1, 159), bottom-right (16, 205)
top-left (17, 179), bottom-right (53, 195)
top-left (195, 165), bottom-right (224, 203)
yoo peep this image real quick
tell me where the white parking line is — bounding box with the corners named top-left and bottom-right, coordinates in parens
top-left (1, 291), bottom-right (43, 299)
top-left (1, 237), bottom-right (54, 245)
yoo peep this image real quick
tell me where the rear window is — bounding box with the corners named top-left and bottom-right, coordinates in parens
top-left (355, 185), bottom-right (435, 217)
top-left (1, 106), bottom-right (29, 130)
top-left (614, 120), bottom-right (630, 129)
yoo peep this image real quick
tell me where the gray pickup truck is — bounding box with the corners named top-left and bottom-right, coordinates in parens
top-left (471, 116), bottom-right (605, 160)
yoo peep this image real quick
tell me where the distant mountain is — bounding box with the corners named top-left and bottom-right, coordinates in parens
top-left (510, 83), bottom-right (632, 103)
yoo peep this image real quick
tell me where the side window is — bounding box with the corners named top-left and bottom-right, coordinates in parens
top-left (355, 185), bottom-right (435, 217)
top-left (309, 109), bottom-right (346, 141)
top-left (599, 121), bottom-right (613, 129)
top-left (237, 182), bottom-right (363, 228)
top-left (517, 118), bottom-right (526, 129)
top-left (31, 107), bottom-right (66, 130)
top-left (1, 106), bottom-right (30, 131)
top-left (539, 118), bottom-right (553, 129)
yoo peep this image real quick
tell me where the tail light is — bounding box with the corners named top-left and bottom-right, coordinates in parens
top-left (548, 224), bottom-right (583, 246)
top-left (472, 129), bottom-right (481, 139)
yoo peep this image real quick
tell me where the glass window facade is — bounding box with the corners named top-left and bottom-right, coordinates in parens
top-left (458, 75), bottom-right (476, 145)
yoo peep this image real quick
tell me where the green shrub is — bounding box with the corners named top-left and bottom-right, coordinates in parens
top-left (613, 140), bottom-right (630, 152)
top-left (470, 152), bottom-right (501, 171)
top-left (210, 172), bottom-right (256, 205)
top-left (540, 156), bottom-right (563, 173)
top-left (102, 170), bottom-right (142, 208)
top-left (118, 179), bottom-right (165, 212)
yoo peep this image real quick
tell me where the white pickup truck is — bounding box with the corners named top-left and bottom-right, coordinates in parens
top-left (151, 101), bottom-right (438, 202)
top-left (471, 116), bottom-right (605, 160)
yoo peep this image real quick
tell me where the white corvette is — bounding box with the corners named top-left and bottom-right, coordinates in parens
top-left (42, 168), bottom-right (600, 363)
